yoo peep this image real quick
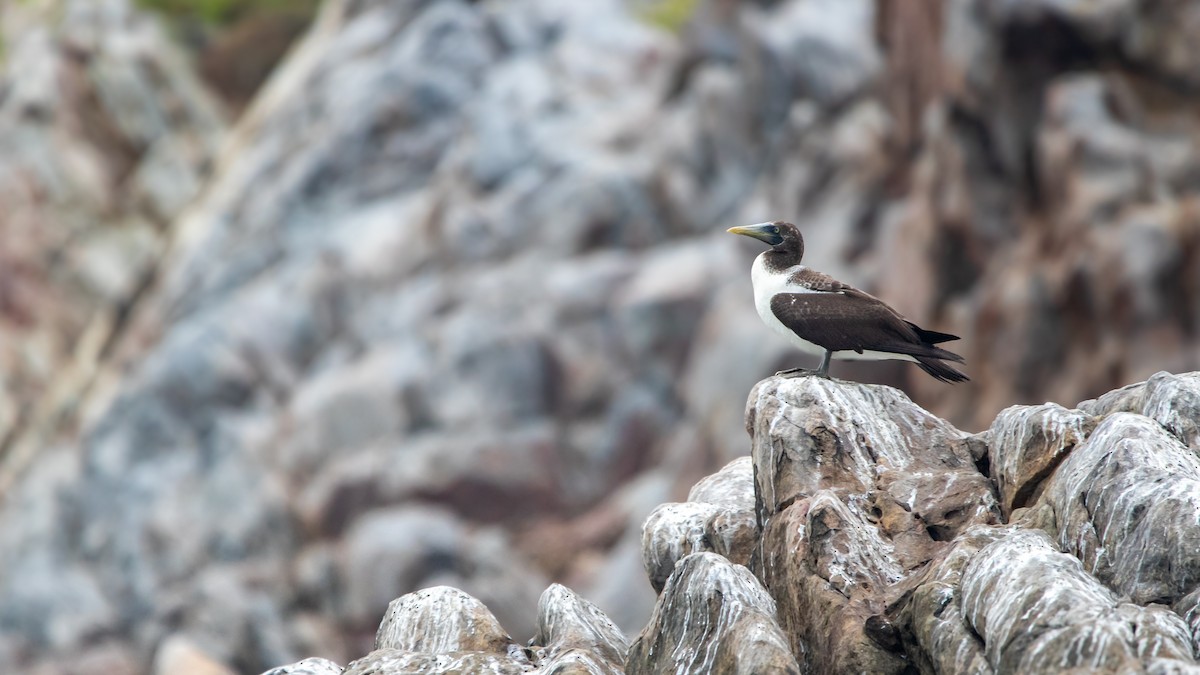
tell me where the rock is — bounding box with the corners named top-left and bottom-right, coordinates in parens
top-left (985, 403), bottom-right (1096, 516)
top-left (152, 635), bottom-right (237, 675)
top-left (1039, 413), bottom-right (1200, 606)
top-left (738, 374), bottom-right (1200, 673)
top-left (374, 586), bottom-right (517, 654)
top-left (0, 0), bottom-right (223, 493)
top-left (896, 528), bottom-right (1000, 674)
top-left (1080, 371), bottom-right (1200, 451)
top-left (334, 506), bottom-right (547, 642)
top-left (626, 552), bottom-right (799, 675)
top-left (259, 657), bottom-right (343, 675)
top-left (746, 376), bottom-right (998, 570)
top-left (345, 586), bottom-right (532, 675)
top-left (961, 529), bottom-right (1197, 674)
top-left (533, 584), bottom-right (628, 674)
top-left (335, 584), bottom-right (630, 675)
top-left (640, 457), bottom-right (756, 592)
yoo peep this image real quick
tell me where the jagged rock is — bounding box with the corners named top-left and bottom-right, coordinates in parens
top-left (1039, 413), bottom-right (1200, 606)
top-left (961, 529), bottom-right (1197, 674)
top-left (533, 584), bottom-right (628, 674)
top-left (747, 375), bottom-right (1000, 673)
top-left (985, 403), bottom-right (1095, 516)
top-left (1080, 371), bottom-right (1200, 451)
top-left (640, 457), bottom-right (756, 593)
top-left (627, 552), bottom-right (798, 675)
top-left (259, 658), bottom-right (343, 675)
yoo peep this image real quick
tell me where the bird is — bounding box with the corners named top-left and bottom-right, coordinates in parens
top-left (727, 221), bottom-right (968, 383)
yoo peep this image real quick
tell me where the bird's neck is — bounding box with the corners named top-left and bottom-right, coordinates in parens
top-left (761, 248), bottom-right (802, 274)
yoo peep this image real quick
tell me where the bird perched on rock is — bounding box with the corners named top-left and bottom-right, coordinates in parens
top-left (727, 221), bottom-right (968, 383)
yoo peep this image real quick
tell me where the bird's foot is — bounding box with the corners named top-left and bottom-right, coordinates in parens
top-left (774, 367), bottom-right (829, 379)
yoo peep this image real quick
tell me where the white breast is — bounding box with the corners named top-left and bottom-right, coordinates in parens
top-left (749, 254), bottom-right (825, 357)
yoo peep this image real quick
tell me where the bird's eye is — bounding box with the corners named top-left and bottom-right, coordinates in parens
top-left (770, 226), bottom-right (780, 234)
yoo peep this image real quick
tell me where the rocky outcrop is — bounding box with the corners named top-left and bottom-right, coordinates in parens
top-left (270, 584), bottom-right (629, 675)
top-left (637, 371), bottom-right (1200, 674)
top-left (262, 370), bottom-right (1200, 674)
top-left (626, 553), bottom-right (798, 674)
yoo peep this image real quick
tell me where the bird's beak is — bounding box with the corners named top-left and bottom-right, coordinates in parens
top-left (727, 223), bottom-right (782, 245)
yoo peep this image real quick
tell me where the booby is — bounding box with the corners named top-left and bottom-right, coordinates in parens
top-left (727, 221), bottom-right (968, 383)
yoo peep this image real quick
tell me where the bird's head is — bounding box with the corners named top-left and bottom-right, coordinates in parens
top-left (727, 221), bottom-right (804, 259)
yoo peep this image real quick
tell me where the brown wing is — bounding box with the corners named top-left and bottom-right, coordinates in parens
top-left (787, 268), bottom-right (850, 293)
top-left (769, 291), bottom-right (919, 353)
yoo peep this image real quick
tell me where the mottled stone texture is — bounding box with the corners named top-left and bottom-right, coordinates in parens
top-left (626, 553), bottom-right (799, 675)
top-left (731, 372), bottom-right (1200, 674)
top-left (640, 457), bottom-right (755, 593)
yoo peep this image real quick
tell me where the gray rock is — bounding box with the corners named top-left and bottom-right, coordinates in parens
top-left (626, 552), bottom-right (798, 675)
top-left (1039, 413), bottom-right (1200, 606)
top-left (896, 527), bottom-right (999, 674)
top-left (961, 529), bottom-right (1197, 674)
top-left (259, 658), bottom-right (343, 675)
top-left (11, 0), bottom-right (1200, 670)
top-left (640, 457), bottom-right (757, 593)
top-left (985, 403), bottom-right (1096, 516)
top-left (534, 584), bottom-right (628, 674)
top-left (1080, 371), bottom-right (1200, 452)
top-left (374, 586), bottom-right (517, 655)
top-left (344, 649), bottom-right (528, 675)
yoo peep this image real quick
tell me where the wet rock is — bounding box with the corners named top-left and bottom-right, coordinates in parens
top-left (343, 586), bottom-right (532, 675)
top-left (374, 586), bottom-right (516, 654)
top-left (627, 552), bottom-right (799, 675)
top-left (334, 584), bottom-right (630, 675)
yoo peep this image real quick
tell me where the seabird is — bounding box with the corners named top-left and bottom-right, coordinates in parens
top-left (727, 221), bottom-right (968, 383)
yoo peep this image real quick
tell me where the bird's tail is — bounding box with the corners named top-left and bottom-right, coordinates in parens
top-left (915, 356), bottom-right (969, 383)
top-left (906, 322), bottom-right (960, 344)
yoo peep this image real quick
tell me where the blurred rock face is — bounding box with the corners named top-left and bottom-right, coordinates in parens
top-left (2, 0), bottom-right (1200, 672)
top-left (0, 0), bottom-right (224, 479)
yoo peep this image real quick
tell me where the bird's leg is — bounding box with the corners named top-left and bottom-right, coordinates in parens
top-left (775, 350), bottom-right (833, 378)
top-left (814, 349), bottom-right (832, 377)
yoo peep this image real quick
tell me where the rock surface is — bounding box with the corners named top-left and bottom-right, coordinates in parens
top-left (627, 552), bottom-right (798, 675)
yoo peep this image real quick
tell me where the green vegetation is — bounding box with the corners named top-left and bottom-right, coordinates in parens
top-left (135, 0), bottom-right (318, 26)
top-left (636, 0), bottom-right (702, 33)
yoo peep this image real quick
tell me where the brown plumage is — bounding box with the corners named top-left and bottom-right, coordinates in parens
top-left (728, 221), bottom-right (968, 383)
